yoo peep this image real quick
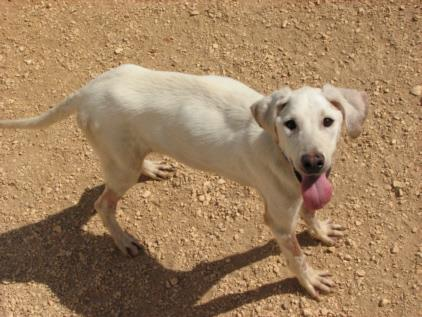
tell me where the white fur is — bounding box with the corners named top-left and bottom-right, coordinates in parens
top-left (0, 64), bottom-right (368, 299)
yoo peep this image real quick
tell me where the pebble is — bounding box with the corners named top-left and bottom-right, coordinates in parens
top-left (356, 270), bottom-right (366, 277)
top-left (114, 47), bottom-right (123, 54)
top-left (378, 298), bottom-right (390, 307)
top-left (343, 254), bottom-right (352, 261)
top-left (390, 244), bottom-right (399, 254)
top-left (189, 10), bottom-right (199, 16)
top-left (302, 308), bottom-right (313, 317)
top-left (169, 277), bottom-right (178, 286)
top-left (392, 180), bottom-right (404, 189)
top-left (142, 190), bottom-right (151, 198)
top-left (53, 225), bottom-right (62, 233)
top-left (326, 246), bottom-right (336, 253)
top-left (410, 85), bottom-right (422, 96)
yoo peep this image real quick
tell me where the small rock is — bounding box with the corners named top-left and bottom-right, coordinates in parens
top-left (392, 180), bottom-right (404, 188)
top-left (142, 190), bottom-right (151, 198)
top-left (378, 298), bottom-right (390, 307)
top-left (212, 43), bottom-right (219, 49)
top-left (189, 10), bottom-right (199, 16)
top-left (326, 246), bottom-right (336, 253)
top-left (390, 243), bottom-right (399, 254)
top-left (410, 85), bottom-right (422, 96)
top-left (302, 308), bottom-right (313, 317)
top-left (114, 47), bottom-right (123, 54)
top-left (198, 195), bottom-right (205, 202)
top-left (356, 269), bottom-right (366, 277)
top-left (345, 238), bottom-right (356, 248)
top-left (217, 178), bottom-right (226, 185)
top-left (281, 20), bottom-right (288, 28)
top-left (343, 254), bottom-right (352, 261)
top-left (319, 308), bottom-right (332, 316)
top-left (169, 277), bottom-right (178, 286)
top-left (53, 225), bottom-right (62, 233)
top-left (395, 188), bottom-right (403, 197)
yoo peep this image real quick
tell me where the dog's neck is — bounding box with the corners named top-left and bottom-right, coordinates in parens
top-left (252, 131), bottom-right (300, 192)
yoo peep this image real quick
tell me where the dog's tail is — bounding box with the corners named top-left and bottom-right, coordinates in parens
top-left (0, 91), bottom-right (80, 129)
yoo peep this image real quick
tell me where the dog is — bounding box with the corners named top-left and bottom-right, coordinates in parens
top-left (0, 64), bottom-right (368, 299)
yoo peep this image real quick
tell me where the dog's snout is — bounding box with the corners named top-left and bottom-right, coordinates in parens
top-left (301, 152), bottom-right (325, 174)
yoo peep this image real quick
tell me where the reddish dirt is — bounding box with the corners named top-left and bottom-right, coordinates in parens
top-left (0, 1), bottom-right (421, 316)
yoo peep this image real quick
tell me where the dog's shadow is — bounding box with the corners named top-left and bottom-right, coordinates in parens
top-left (0, 185), bottom-right (311, 317)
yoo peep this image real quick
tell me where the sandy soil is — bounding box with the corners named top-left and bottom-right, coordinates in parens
top-left (0, 1), bottom-right (421, 316)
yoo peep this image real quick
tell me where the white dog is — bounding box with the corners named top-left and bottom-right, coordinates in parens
top-left (0, 64), bottom-right (368, 299)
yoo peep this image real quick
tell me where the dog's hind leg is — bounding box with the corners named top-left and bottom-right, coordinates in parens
top-left (82, 118), bottom-right (147, 256)
top-left (94, 158), bottom-right (145, 257)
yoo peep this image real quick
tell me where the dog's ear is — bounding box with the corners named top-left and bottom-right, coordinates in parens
top-left (250, 87), bottom-right (291, 138)
top-left (322, 84), bottom-right (369, 138)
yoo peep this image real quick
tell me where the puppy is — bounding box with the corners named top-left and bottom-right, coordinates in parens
top-left (0, 65), bottom-right (368, 299)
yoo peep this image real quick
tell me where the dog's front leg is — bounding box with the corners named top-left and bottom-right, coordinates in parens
top-left (301, 208), bottom-right (345, 245)
top-left (264, 202), bottom-right (334, 300)
top-left (271, 229), bottom-right (334, 300)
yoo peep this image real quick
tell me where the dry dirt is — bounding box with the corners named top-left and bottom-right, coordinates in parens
top-left (0, 1), bottom-right (421, 316)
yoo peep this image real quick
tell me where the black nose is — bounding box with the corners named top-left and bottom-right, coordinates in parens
top-left (301, 152), bottom-right (325, 174)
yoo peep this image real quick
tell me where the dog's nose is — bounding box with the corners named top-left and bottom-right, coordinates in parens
top-left (301, 152), bottom-right (325, 174)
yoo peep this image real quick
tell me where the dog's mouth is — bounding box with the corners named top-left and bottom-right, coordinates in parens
top-left (293, 167), bottom-right (331, 183)
top-left (293, 167), bottom-right (333, 211)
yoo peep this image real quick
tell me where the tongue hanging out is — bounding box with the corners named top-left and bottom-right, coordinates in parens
top-left (301, 173), bottom-right (333, 210)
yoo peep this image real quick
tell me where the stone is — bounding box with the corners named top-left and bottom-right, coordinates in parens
top-left (114, 47), bottom-right (123, 54)
top-left (390, 244), bottom-right (399, 254)
top-left (410, 85), bottom-right (422, 96)
top-left (142, 190), bottom-right (151, 198)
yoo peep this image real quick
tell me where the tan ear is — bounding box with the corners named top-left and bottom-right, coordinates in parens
top-left (250, 87), bottom-right (291, 138)
top-left (322, 84), bottom-right (369, 138)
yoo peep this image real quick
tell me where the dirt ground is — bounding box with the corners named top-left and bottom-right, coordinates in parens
top-left (0, 1), bottom-right (421, 316)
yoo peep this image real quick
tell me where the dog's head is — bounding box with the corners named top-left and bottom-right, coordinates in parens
top-left (251, 84), bottom-right (368, 210)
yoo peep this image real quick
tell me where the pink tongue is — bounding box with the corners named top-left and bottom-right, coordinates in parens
top-left (301, 174), bottom-right (333, 210)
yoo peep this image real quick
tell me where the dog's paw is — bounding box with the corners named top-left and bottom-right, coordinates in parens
top-left (141, 160), bottom-right (175, 181)
top-left (298, 267), bottom-right (334, 300)
top-left (114, 233), bottom-right (143, 257)
top-left (309, 219), bottom-right (345, 245)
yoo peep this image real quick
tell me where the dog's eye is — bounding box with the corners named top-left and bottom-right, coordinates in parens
top-left (323, 117), bottom-right (334, 127)
top-left (284, 119), bottom-right (297, 130)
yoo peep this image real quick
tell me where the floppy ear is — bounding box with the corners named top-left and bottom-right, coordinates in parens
top-left (250, 87), bottom-right (291, 139)
top-left (322, 84), bottom-right (369, 138)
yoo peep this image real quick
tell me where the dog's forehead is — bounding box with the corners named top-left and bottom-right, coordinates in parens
top-left (285, 87), bottom-right (331, 114)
